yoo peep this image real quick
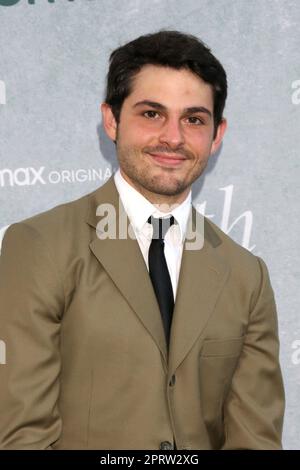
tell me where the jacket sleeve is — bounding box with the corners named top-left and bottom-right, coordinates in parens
top-left (0, 222), bottom-right (64, 449)
top-left (221, 256), bottom-right (285, 449)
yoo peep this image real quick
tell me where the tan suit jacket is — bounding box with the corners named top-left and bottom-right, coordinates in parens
top-left (0, 176), bottom-right (285, 449)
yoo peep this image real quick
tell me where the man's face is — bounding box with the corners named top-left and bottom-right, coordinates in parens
top-left (102, 64), bottom-right (226, 202)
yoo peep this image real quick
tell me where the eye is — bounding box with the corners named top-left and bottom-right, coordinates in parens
top-left (187, 116), bottom-right (204, 125)
top-left (143, 110), bottom-right (160, 119)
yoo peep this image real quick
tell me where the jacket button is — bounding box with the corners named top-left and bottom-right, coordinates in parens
top-left (169, 375), bottom-right (176, 386)
top-left (160, 441), bottom-right (173, 450)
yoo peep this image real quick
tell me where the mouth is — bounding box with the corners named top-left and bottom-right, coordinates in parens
top-left (146, 152), bottom-right (187, 167)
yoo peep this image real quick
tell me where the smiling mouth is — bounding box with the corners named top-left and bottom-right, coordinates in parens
top-left (147, 152), bottom-right (187, 167)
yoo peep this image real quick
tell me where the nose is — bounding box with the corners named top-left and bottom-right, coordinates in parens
top-left (158, 117), bottom-right (185, 148)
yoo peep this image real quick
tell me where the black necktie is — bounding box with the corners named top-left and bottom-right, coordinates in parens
top-left (147, 215), bottom-right (175, 348)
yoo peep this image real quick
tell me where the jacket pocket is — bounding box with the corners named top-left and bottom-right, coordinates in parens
top-left (200, 336), bottom-right (245, 358)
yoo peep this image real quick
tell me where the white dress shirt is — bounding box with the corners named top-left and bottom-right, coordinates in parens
top-left (114, 168), bottom-right (192, 300)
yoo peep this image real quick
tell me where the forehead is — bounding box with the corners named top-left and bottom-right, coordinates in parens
top-left (126, 64), bottom-right (214, 110)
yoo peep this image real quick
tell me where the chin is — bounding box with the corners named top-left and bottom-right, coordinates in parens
top-left (146, 181), bottom-right (186, 197)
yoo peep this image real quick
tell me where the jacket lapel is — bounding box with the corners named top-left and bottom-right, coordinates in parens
top-left (86, 177), bottom-right (168, 365)
top-left (168, 208), bottom-right (230, 373)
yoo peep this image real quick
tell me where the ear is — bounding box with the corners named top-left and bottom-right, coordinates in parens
top-left (210, 118), bottom-right (227, 155)
top-left (101, 103), bottom-right (118, 142)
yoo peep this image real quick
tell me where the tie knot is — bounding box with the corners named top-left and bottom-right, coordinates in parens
top-left (147, 215), bottom-right (175, 241)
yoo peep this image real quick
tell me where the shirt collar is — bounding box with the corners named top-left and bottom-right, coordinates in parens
top-left (114, 168), bottom-right (192, 243)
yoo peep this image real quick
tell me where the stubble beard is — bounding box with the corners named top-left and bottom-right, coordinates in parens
top-left (116, 140), bottom-right (209, 199)
top-left (117, 146), bottom-right (188, 197)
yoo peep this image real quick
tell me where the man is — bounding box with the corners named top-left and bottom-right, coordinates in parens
top-left (0, 30), bottom-right (285, 450)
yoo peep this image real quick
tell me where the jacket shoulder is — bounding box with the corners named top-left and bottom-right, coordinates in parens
top-left (203, 216), bottom-right (276, 308)
top-left (12, 187), bottom-right (100, 234)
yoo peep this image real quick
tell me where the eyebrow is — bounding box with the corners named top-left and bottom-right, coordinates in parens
top-left (133, 100), bottom-right (212, 117)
